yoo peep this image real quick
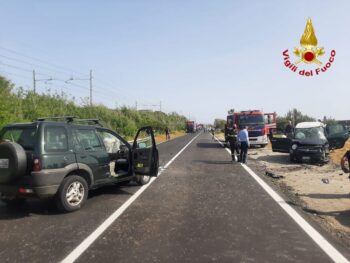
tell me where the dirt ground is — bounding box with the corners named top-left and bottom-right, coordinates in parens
top-left (216, 132), bottom-right (350, 245)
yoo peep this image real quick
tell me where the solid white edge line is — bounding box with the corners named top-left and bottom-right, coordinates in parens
top-left (61, 132), bottom-right (202, 263)
top-left (215, 136), bottom-right (349, 263)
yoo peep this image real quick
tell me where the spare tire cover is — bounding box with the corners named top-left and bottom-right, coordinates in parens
top-left (0, 142), bottom-right (27, 183)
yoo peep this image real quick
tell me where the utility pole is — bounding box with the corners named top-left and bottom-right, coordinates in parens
top-left (33, 70), bottom-right (53, 94)
top-left (33, 70), bottom-right (36, 93)
top-left (135, 101), bottom-right (138, 110)
top-left (89, 70), bottom-right (93, 106)
top-left (159, 101), bottom-right (162, 112)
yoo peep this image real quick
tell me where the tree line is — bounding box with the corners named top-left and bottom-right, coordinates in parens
top-left (0, 76), bottom-right (187, 138)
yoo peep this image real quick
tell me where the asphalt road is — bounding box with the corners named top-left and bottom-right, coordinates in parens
top-left (0, 132), bottom-right (348, 262)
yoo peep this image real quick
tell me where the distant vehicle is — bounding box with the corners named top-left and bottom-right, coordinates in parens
top-left (0, 117), bottom-right (159, 212)
top-left (196, 124), bottom-right (204, 131)
top-left (225, 110), bottom-right (276, 147)
top-left (185, 121), bottom-right (196, 133)
top-left (270, 122), bottom-right (349, 163)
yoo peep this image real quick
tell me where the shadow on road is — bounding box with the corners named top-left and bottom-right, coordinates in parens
top-left (302, 207), bottom-right (350, 228)
top-left (196, 142), bottom-right (223, 149)
top-left (299, 193), bottom-right (350, 199)
top-left (255, 153), bottom-right (326, 166)
top-left (255, 154), bottom-right (290, 165)
top-left (192, 160), bottom-right (234, 165)
top-left (0, 185), bottom-right (133, 219)
top-left (88, 184), bottom-right (134, 198)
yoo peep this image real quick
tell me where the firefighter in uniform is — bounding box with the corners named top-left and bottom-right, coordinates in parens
top-left (227, 124), bottom-right (240, 161)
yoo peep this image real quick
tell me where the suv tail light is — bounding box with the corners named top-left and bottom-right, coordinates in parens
top-left (33, 158), bottom-right (42, 172)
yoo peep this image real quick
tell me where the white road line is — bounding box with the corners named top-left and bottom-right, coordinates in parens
top-left (61, 133), bottom-right (202, 263)
top-left (215, 137), bottom-right (349, 263)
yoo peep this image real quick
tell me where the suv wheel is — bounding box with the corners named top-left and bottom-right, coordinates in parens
top-left (135, 175), bottom-right (151, 185)
top-left (55, 175), bottom-right (88, 212)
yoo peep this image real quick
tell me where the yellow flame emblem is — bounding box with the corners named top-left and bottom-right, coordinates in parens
top-left (294, 18), bottom-right (325, 65)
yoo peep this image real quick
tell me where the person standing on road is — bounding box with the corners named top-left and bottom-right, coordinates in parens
top-left (211, 128), bottom-right (215, 140)
top-left (165, 127), bottom-right (170, 141)
top-left (238, 126), bottom-right (250, 164)
top-left (227, 124), bottom-right (240, 162)
top-left (285, 120), bottom-right (294, 138)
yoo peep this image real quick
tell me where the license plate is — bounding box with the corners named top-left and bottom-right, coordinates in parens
top-left (0, 159), bottom-right (9, 169)
top-left (302, 156), bottom-right (311, 161)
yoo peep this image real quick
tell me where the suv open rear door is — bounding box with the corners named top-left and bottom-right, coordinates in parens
top-left (326, 124), bottom-right (349, 149)
top-left (132, 127), bottom-right (159, 176)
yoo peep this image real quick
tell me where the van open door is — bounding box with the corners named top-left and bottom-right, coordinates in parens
top-left (264, 112), bottom-right (277, 134)
top-left (270, 134), bottom-right (291, 153)
top-left (132, 127), bottom-right (159, 176)
top-left (326, 124), bottom-right (349, 149)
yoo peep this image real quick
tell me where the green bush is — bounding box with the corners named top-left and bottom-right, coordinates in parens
top-left (0, 76), bottom-right (187, 138)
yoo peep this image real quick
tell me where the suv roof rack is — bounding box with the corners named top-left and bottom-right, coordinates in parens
top-left (73, 119), bottom-right (103, 126)
top-left (35, 116), bottom-right (103, 126)
top-left (36, 116), bottom-right (76, 122)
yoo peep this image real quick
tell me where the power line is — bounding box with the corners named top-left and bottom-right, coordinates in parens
top-left (0, 47), bottom-right (133, 101)
top-left (0, 46), bottom-right (147, 107)
top-left (0, 46), bottom-right (87, 77)
top-left (0, 70), bottom-right (32, 80)
top-left (0, 46), bottom-right (138, 101)
top-left (0, 53), bottom-right (80, 77)
top-left (0, 61), bottom-right (33, 73)
top-left (0, 61), bottom-right (51, 77)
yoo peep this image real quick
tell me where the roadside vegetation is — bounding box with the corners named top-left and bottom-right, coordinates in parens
top-left (0, 75), bottom-right (187, 138)
top-left (276, 108), bottom-right (337, 130)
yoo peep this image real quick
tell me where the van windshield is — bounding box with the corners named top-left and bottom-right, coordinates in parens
top-left (0, 126), bottom-right (37, 150)
top-left (294, 127), bottom-right (326, 140)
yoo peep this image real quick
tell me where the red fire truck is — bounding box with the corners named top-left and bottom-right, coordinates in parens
top-left (185, 121), bottom-right (196, 133)
top-left (225, 110), bottom-right (276, 147)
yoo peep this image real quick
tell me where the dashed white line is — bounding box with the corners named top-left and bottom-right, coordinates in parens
top-left (215, 136), bottom-right (349, 263)
top-left (61, 132), bottom-right (201, 263)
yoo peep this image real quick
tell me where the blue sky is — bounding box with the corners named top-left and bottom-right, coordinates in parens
top-left (0, 0), bottom-right (349, 123)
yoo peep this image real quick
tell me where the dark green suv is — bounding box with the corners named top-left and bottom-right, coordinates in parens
top-left (0, 117), bottom-right (159, 212)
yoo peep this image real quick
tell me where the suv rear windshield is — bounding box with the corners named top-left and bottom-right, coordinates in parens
top-left (0, 126), bottom-right (37, 150)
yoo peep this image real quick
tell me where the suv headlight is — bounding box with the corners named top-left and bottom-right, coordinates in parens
top-left (292, 144), bottom-right (298, 150)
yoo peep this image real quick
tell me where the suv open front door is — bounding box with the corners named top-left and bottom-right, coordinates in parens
top-left (326, 124), bottom-right (349, 149)
top-left (132, 126), bottom-right (159, 176)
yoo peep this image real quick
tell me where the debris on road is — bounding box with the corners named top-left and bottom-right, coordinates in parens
top-left (321, 178), bottom-right (330, 184)
top-left (265, 170), bottom-right (284, 179)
